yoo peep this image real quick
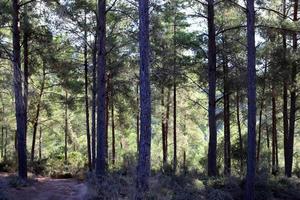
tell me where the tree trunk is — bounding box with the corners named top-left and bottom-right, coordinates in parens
top-left (12, 0), bottom-right (27, 180)
top-left (136, 83), bottom-right (140, 153)
top-left (256, 61), bottom-right (267, 169)
top-left (245, 0), bottom-right (256, 198)
top-left (31, 65), bottom-right (46, 162)
top-left (38, 126), bottom-right (42, 160)
top-left (207, 0), bottom-right (217, 177)
top-left (111, 94), bottom-right (115, 165)
top-left (161, 88), bottom-right (167, 165)
top-left (173, 4), bottom-right (177, 173)
top-left (136, 0), bottom-right (152, 196)
top-left (91, 33), bottom-right (97, 169)
top-left (96, 0), bottom-right (107, 175)
top-left (64, 91), bottom-right (68, 162)
top-left (271, 85), bottom-right (278, 175)
top-left (236, 90), bottom-right (243, 174)
top-left (105, 73), bottom-right (110, 161)
top-left (286, 0), bottom-right (298, 177)
top-left (23, 10), bottom-right (29, 141)
top-left (1, 126), bottom-right (3, 159)
top-left (223, 56), bottom-right (231, 176)
top-left (84, 17), bottom-right (92, 171)
top-left (4, 127), bottom-right (7, 161)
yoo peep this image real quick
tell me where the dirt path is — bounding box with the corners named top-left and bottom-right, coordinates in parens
top-left (0, 173), bottom-right (87, 200)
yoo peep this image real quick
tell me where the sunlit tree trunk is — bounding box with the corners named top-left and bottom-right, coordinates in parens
top-left (91, 33), bottom-right (97, 169)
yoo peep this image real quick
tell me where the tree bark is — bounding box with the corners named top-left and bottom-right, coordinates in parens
top-left (105, 73), bottom-right (110, 161)
top-left (271, 84), bottom-right (278, 175)
top-left (223, 56), bottom-right (231, 176)
top-left (1, 126), bottom-right (3, 159)
top-left (38, 126), bottom-right (42, 160)
top-left (236, 90), bottom-right (243, 174)
top-left (136, 83), bottom-right (140, 153)
top-left (286, 0), bottom-right (298, 177)
top-left (136, 0), bottom-right (152, 196)
top-left (245, 0), bottom-right (256, 198)
top-left (84, 16), bottom-right (92, 171)
top-left (12, 0), bottom-right (27, 180)
top-left (23, 8), bottom-right (29, 141)
top-left (207, 0), bottom-right (217, 177)
top-left (96, 0), bottom-right (107, 175)
top-left (173, 3), bottom-right (177, 173)
top-left (111, 94), bottom-right (115, 165)
top-left (91, 33), bottom-right (97, 169)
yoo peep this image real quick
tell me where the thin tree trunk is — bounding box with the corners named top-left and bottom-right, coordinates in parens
top-left (105, 74), bottom-right (110, 161)
top-left (207, 0), bottom-right (217, 177)
top-left (64, 91), bottom-right (68, 162)
top-left (111, 94), bottom-right (115, 165)
top-left (236, 90), bottom-right (243, 173)
top-left (271, 84), bottom-right (278, 175)
top-left (136, 83), bottom-right (140, 153)
top-left (256, 61), bottom-right (267, 168)
top-left (136, 0), bottom-right (152, 196)
top-left (282, 0), bottom-right (289, 176)
top-left (31, 65), bottom-right (46, 162)
top-left (23, 13), bottom-right (29, 141)
top-left (38, 126), bottom-right (42, 160)
top-left (223, 56), bottom-right (231, 176)
top-left (91, 33), bottom-right (97, 169)
top-left (96, 0), bottom-right (107, 175)
top-left (1, 126), bottom-right (3, 159)
top-left (84, 16), bottom-right (92, 171)
top-left (165, 88), bottom-right (170, 165)
top-left (4, 127), bottom-right (7, 161)
top-left (161, 88), bottom-right (167, 165)
top-left (12, 0), bottom-right (27, 180)
top-left (173, 4), bottom-right (177, 172)
top-left (245, 0), bottom-right (256, 198)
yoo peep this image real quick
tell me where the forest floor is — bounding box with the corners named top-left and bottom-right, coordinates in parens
top-left (0, 173), bottom-right (87, 200)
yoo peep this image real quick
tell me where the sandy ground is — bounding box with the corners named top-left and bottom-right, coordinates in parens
top-left (0, 173), bottom-right (87, 200)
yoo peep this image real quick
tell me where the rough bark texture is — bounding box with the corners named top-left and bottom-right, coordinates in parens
top-left (96, 0), bottom-right (107, 176)
top-left (136, 0), bottom-right (152, 196)
top-left (207, 0), bottom-right (217, 177)
top-left (12, 0), bottom-right (27, 180)
top-left (245, 0), bottom-right (256, 198)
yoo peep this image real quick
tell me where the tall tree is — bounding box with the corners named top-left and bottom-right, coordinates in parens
top-left (96, 0), bottom-right (107, 175)
top-left (12, 0), bottom-right (27, 180)
top-left (84, 12), bottom-right (92, 171)
top-left (245, 0), bottom-right (256, 198)
top-left (136, 0), bottom-right (152, 196)
top-left (207, 0), bottom-right (217, 177)
top-left (285, 0), bottom-right (298, 177)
